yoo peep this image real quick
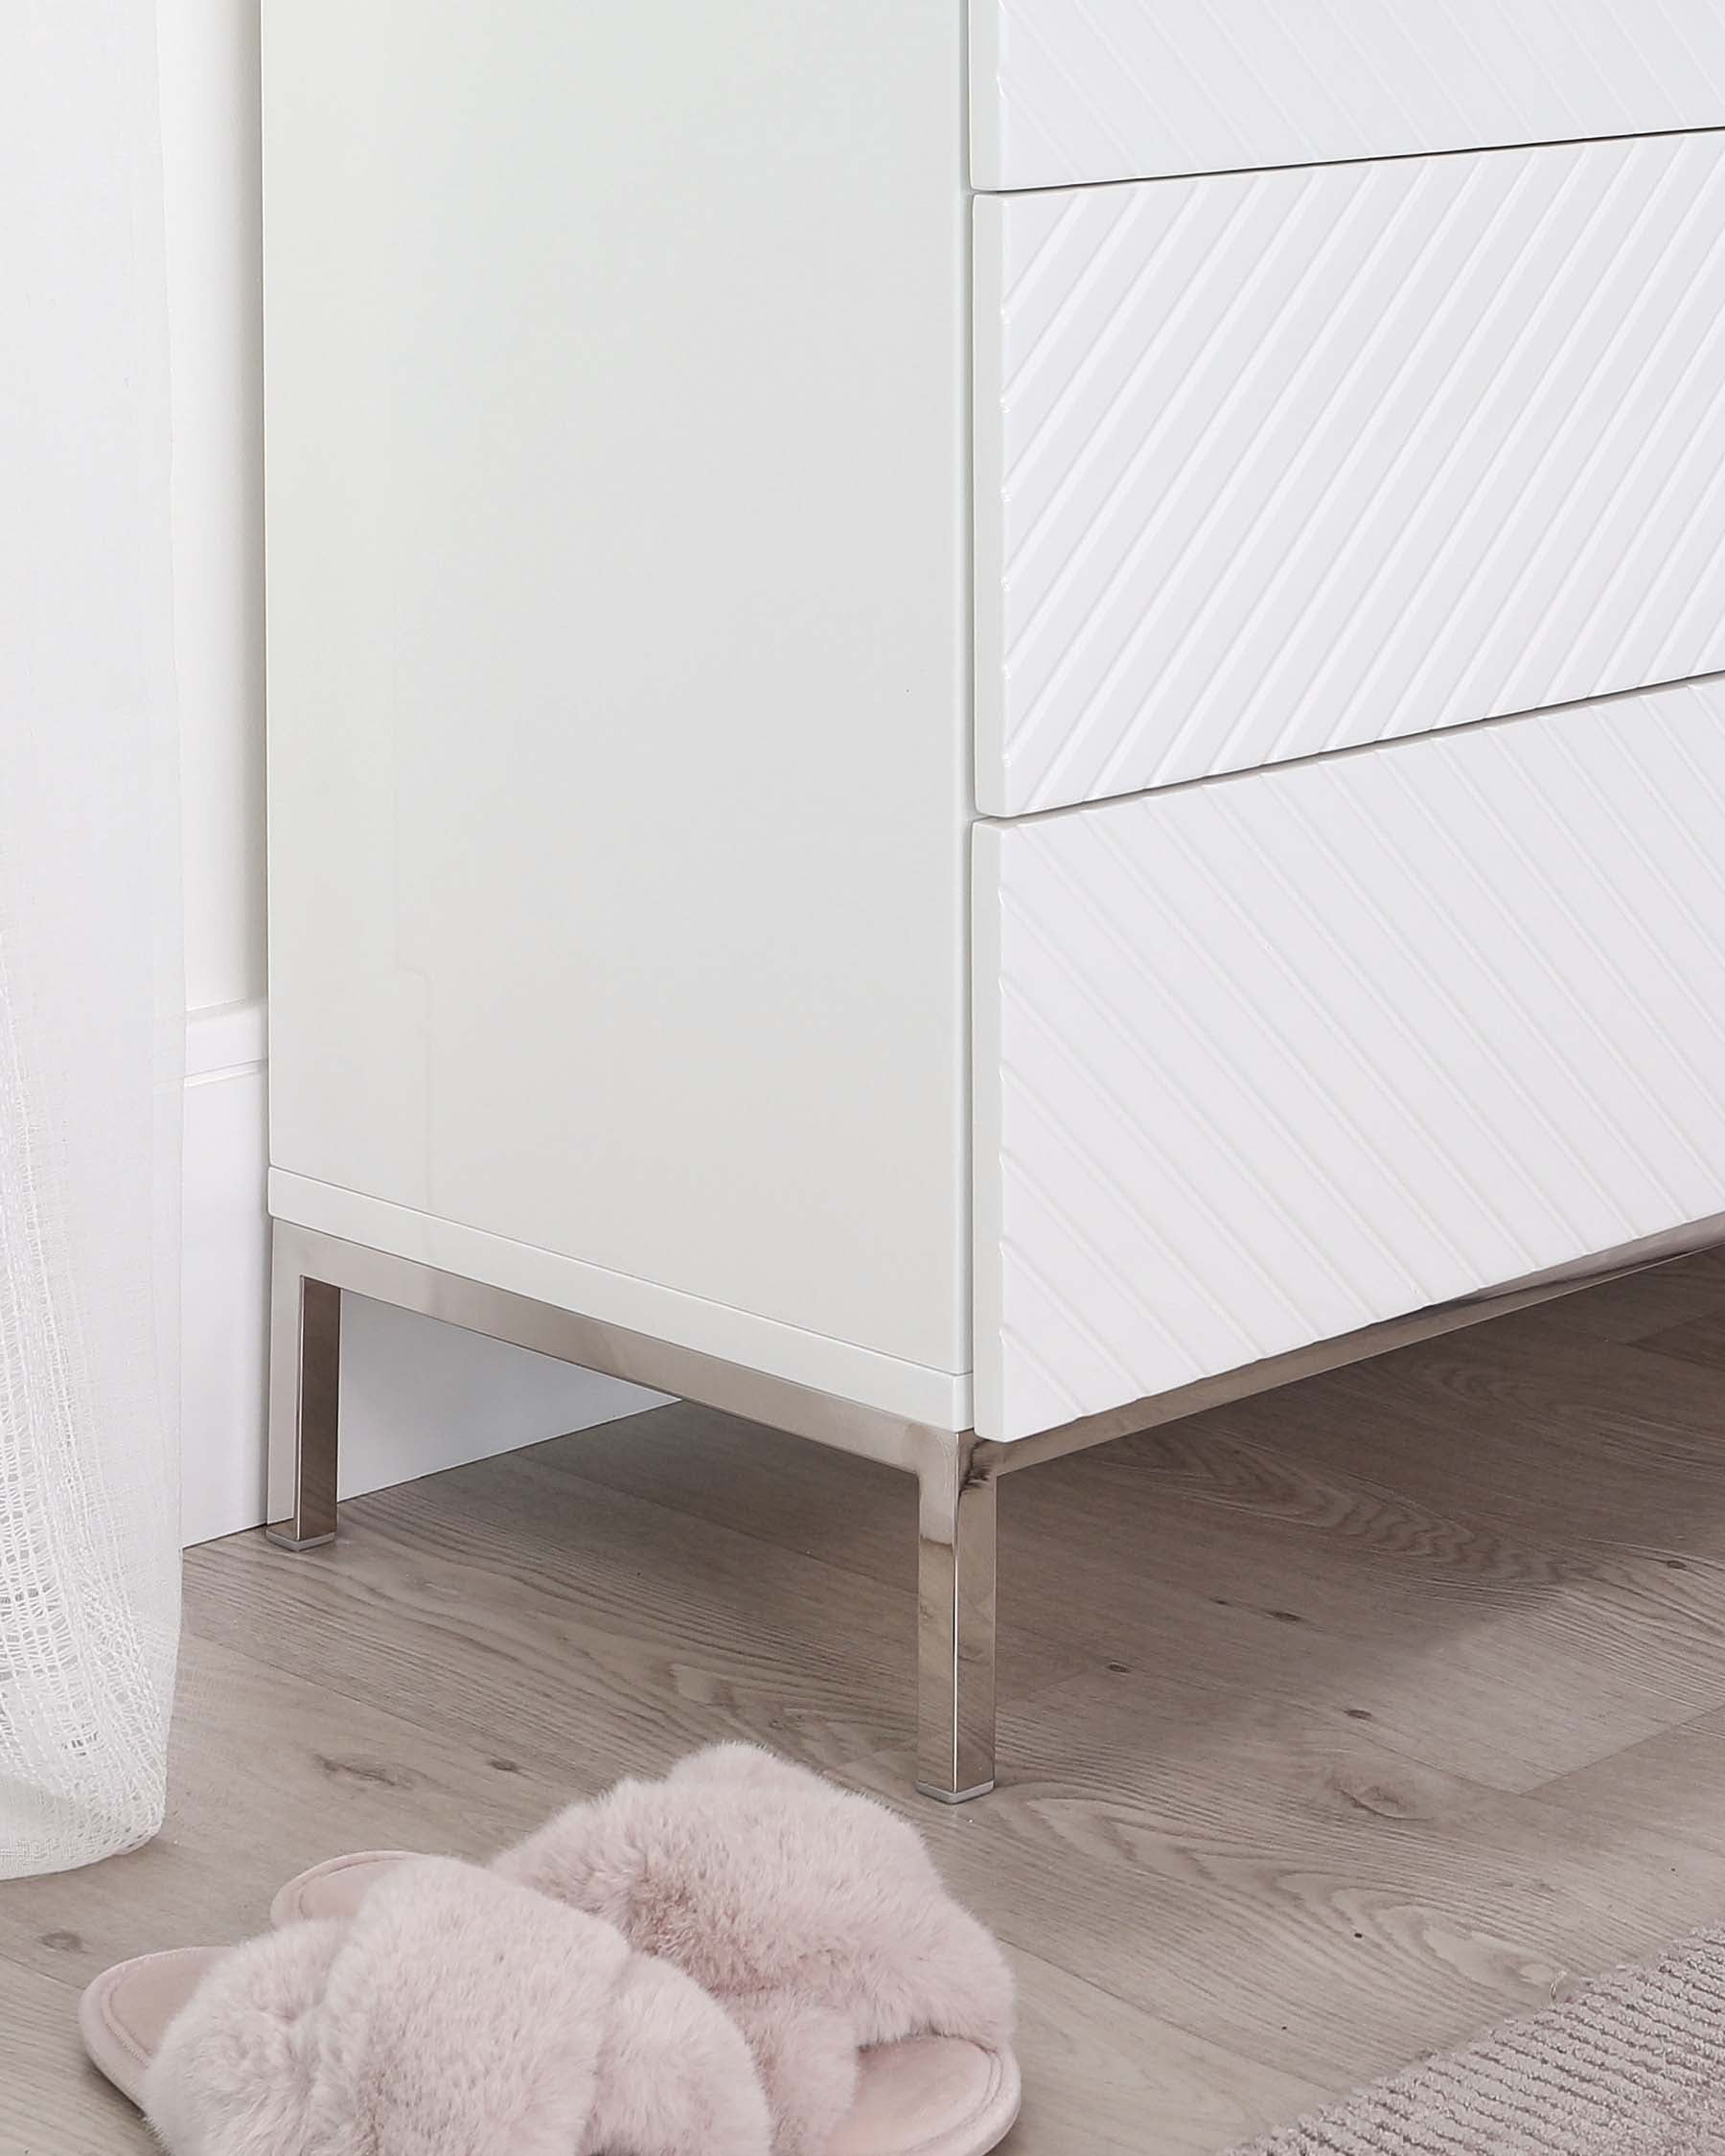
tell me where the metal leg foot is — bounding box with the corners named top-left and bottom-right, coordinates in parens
top-left (265, 1223), bottom-right (341, 1549)
top-left (915, 1433), bottom-right (998, 1802)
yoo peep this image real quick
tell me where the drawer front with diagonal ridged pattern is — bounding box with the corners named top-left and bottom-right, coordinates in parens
top-left (972, 0), bottom-right (1725, 193)
top-left (975, 684), bottom-right (1725, 1440)
top-left (977, 134), bottom-right (1725, 816)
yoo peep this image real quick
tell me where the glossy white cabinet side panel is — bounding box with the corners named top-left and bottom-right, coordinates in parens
top-left (971, 0), bottom-right (1725, 191)
top-left (264, 3), bottom-right (973, 1378)
top-left (269, 1174), bottom-right (973, 1430)
top-left (978, 137), bottom-right (1725, 815)
top-left (976, 685), bottom-right (1725, 1441)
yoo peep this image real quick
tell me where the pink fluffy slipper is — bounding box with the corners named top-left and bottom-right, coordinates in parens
top-left (272, 1747), bottom-right (1023, 2156)
top-left (80, 1856), bottom-right (772, 2153)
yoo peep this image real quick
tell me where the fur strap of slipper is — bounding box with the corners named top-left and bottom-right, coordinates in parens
top-left (142, 1857), bottom-right (772, 2156)
top-left (493, 1747), bottom-right (1017, 2156)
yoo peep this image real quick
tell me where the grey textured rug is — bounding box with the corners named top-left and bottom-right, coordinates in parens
top-left (1233, 1935), bottom-right (1725, 2155)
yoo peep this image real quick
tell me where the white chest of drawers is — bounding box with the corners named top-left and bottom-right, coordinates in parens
top-left (263, 0), bottom-right (1725, 1800)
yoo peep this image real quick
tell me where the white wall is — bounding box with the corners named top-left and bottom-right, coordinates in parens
top-left (159, 3), bottom-right (663, 1545)
top-left (157, 0), bottom-right (266, 1017)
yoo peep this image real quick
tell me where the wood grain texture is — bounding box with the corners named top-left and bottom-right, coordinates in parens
top-left (1634, 1308), bottom-right (1725, 1375)
top-left (1531, 1248), bottom-right (1725, 1345)
top-left (5, 1250), bottom-right (1725, 2151)
top-left (183, 1448), bottom-right (1089, 1783)
top-left (0, 1955), bottom-right (141, 2156)
top-left (844, 1676), bottom-right (1725, 2089)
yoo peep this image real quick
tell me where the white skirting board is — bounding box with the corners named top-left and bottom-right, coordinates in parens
top-left (180, 999), bottom-right (666, 1547)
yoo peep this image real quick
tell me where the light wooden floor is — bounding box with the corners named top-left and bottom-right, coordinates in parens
top-left (10, 1252), bottom-right (1725, 2154)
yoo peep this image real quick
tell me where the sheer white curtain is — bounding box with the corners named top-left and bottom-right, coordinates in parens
top-left (0, 4), bottom-right (182, 1874)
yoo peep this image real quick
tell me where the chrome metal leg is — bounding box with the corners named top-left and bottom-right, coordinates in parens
top-left (915, 1432), bottom-right (998, 1802)
top-left (248, 1215), bottom-right (1725, 1795)
top-left (265, 1223), bottom-right (341, 1549)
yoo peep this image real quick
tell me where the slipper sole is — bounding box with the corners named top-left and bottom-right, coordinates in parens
top-left (80, 1948), bottom-right (224, 2109)
top-left (271, 1847), bottom-right (420, 1929)
top-left (838, 2036), bottom-right (1023, 2156)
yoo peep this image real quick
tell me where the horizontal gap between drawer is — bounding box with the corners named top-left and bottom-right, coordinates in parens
top-left (975, 665), bottom-right (1725, 830)
top-left (972, 121), bottom-right (1725, 200)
